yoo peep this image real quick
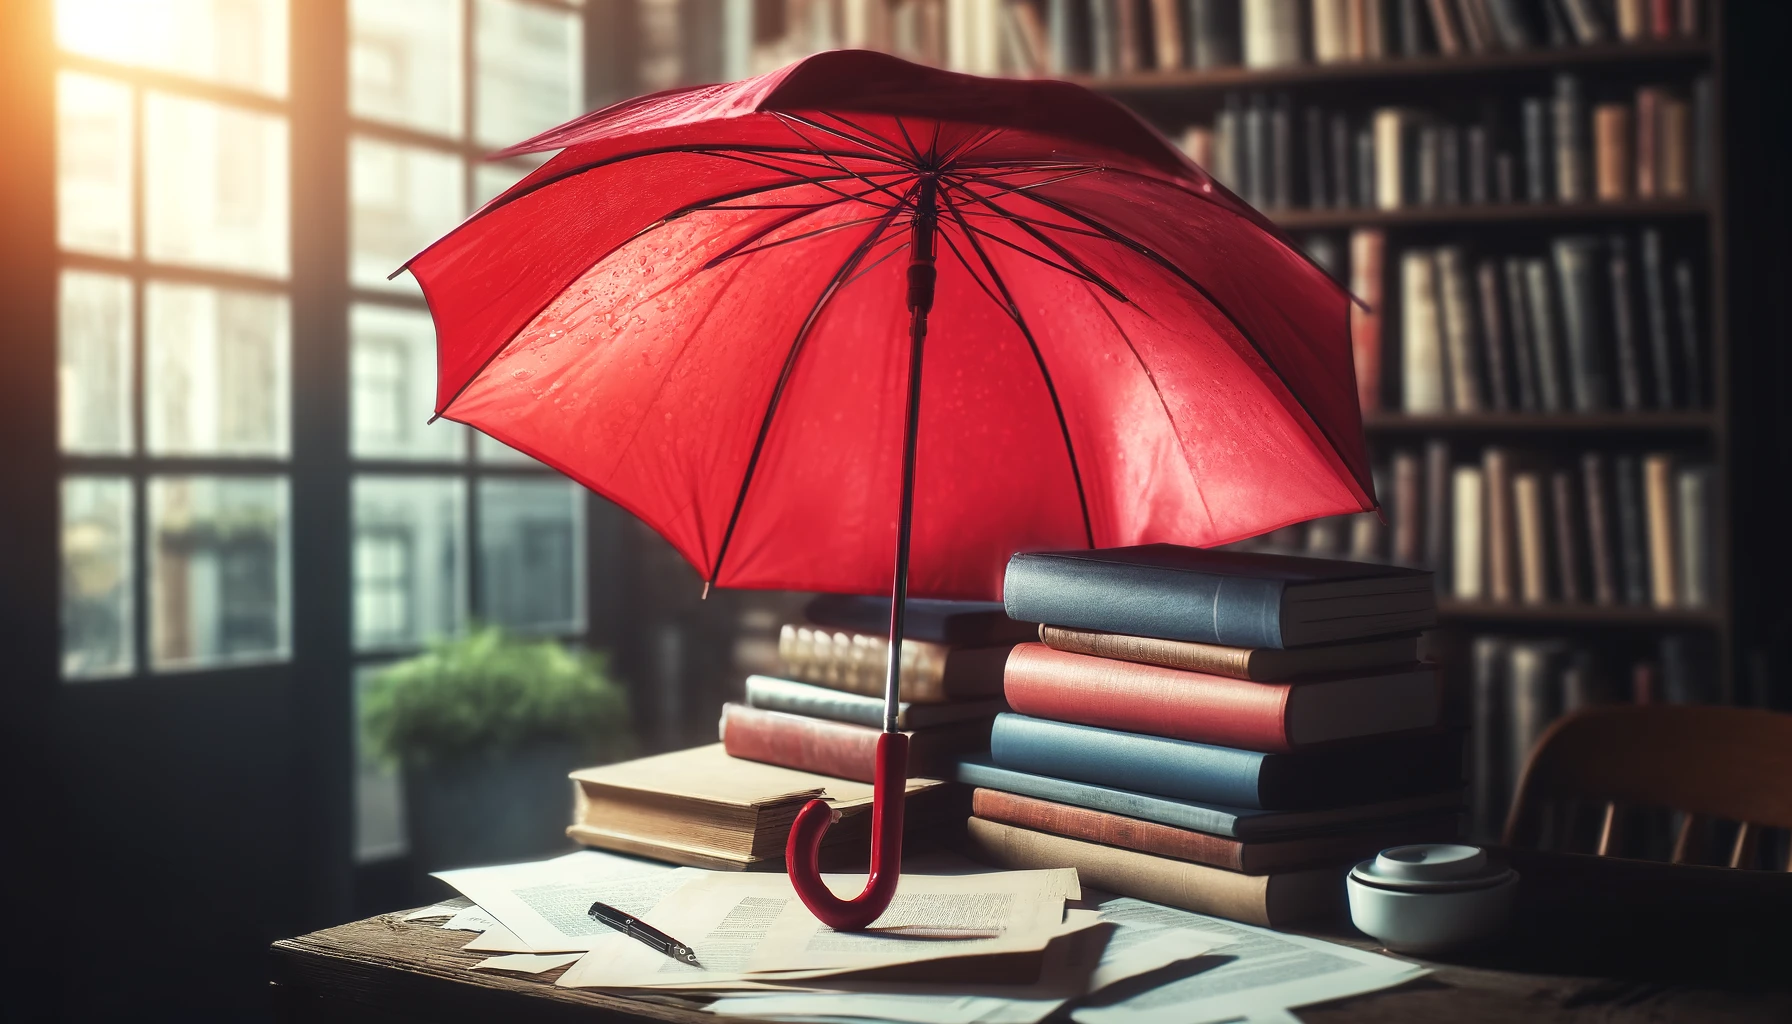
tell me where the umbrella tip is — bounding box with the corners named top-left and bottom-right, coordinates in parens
top-left (701, 581), bottom-right (711, 600)
top-left (426, 413), bottom-right (441, 425)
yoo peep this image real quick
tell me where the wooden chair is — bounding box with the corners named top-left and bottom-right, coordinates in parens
top-left (1502, 704), bottom-right (1792, 870)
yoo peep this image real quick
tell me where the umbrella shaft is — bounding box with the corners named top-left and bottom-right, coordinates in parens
top-left (884, 177), bottom-right (939, 734)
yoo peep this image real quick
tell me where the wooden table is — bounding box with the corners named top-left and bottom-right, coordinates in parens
top-left (270, 850), bottom-right (1792, 1023)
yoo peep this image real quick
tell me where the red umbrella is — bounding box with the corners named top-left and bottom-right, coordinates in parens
top-left (402, 51), bottom-right (1375, 930)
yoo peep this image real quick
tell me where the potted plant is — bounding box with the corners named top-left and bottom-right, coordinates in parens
top-left (362, 626), bottom-right (632, 872)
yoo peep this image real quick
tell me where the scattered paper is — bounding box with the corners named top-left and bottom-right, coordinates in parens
top-left (402, 900), bottom-right (468, 921)
top-left (1070, 899), bottom-right (1426, 1024)
top-left (471, 952), bottom-right (585, 974)
top-left (559, 870), bottom-right (1080, 991)
top-left (442, 906), bottom-right (500, 933)
top-left (433, 849), bottom-right (701, 952)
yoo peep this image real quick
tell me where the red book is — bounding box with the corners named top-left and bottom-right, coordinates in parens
top-left (1001, 644), bottom-right (1440, 753)
top-left (719, 703), bottom-right (989, 783)
top-left (971, 788), bottom-right (1460, 874)
top-left (1651, 0), bottom-right (1674, 38)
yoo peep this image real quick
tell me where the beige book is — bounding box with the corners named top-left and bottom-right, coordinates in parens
top-left (1615, 0), bottom-right (1647, 40)
top-left (1595, 104), bottom-right (1632, 202)
top-left (1312, 0), bottom-right (1348, 63)
top-left (964, 818), bottom-right (1343, 928)
top-left (778, 623), bottom-right (1010, 702)
top-left (1150, 0), bottom-right (1184, 69)
top-left (1182, 125), bottom-right (1215, 169)
top-left (1401, 250), bottom-right (1445, 413)
top-left (1660, 98), bottom-right (1690, 198)
top-left (1435, 246), bottom-right (1481, 413)
top-left (1037, 625), bottom-right (1420, 681)
top-left (1373, 108), bottom-right (1409, 210)
top-left (1644, 453), bottom-right (1679, 607)
top-left (1514, 471), bottom-right (1548, 605)
top-left (1452, 466), bottom-right (1485, 601)
top-left (567, 743), bottom-right (948, 869)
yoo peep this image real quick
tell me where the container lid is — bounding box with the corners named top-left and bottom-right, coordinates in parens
top-left (1350, 844), bottom-right (1516, 892)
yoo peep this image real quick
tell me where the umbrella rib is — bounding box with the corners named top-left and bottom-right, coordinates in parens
top-left (1080, 281), bottom-right (1217, 533)
top-left (943, 177), bottom-right (1130, 303)
top-left (838, 227), bottom-right (912, 290)
top-left (938, 126), bottom-right (1005, 167)
top-left (937, 191), bottom-right (1095, 547)
top-left (702, 179), bottom-right (906, 270)
top-left (933, 228), bottom-right (1009, 314)
top-left (894, 117), bottom-right (925, 164)
top-left (691, 150), bottom-right (902, 209)
top-left (958, 174), bottom-right (1365, 497)
top-left (783, 112), bottom-right (915, 164)
top-left (774, 114), bottom-right (918, 208)
top-left (708, 210), bottom-right (910, 268)
top-left (706, 183), bottom-right (923, 589)
top-left (935, 209), bottom-right (1118, 297)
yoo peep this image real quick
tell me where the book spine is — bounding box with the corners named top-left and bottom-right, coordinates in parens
top-left (1507, 642), bottom-right (1564, 799)
top-left (1513, 471), bottom-right (1548, 604)
top-left (1486, 0), bottom-right (1532, 48)
top-left (1424, 438), bottom-right (1452, 579)
top-left (991, 712), bottom-right (1270, 807)
top-left (1039, 625), bottom-right (1262, 678)
top-left (1469, 636), bottom-right (1506, 839)
top-left (1349, 229), bottom-right (1385, 412)
top-left (1271, 95), bottom-right (1294, 209)
top-left (720, 703), bottom-right (885, 783)
top-left (1643, 453), bottom-right (1678, 608)
top-left (1090, 0), bottom-right (1117, 75)
top-left (1397, 0), bottom-right (1426, 57)
top-left (1392, 448), bottom-right (1423, 566)
top-left (778, 624), bottom-right (951, 702)
top-left (1483, 446), bottom-right (1515, 603)
top-left (1151, 0), bottom-right (1184, 68)
top-left (1607, 232), bottom-right (1644, 412)
top-left (1550, 469), bottom-right (1584, 603)
top-left (965, 818), bottom-right (1323, 926)
top-left (1552, 237), bottom-right (1607, 412)
top-left (1453, 0), bottom-right (1488, 51)
top-left (1503, 258), bottom-right (1539, 411)
top-left (1659, 96), bottom-right (1689, 198)
top-left (1540, 0), bottom-right (1570, 47)
top-left (1244, 94), bottom-right (1268, 207)
top-left (1314, 0), bottom-right (1348, 63)
top-left (1047, 0), bottom-right (1074, 74)
top-left (1439, 123), bottom-right (1461, 205)
top-left (1635, 87), bottom-right (1661, 199)
top-left (745, 675), bottom-right (891, 729)
top-left (1401, 249), bottom-right (1446, 413)
top-left (956, 759), bottom-right (1243, 835)
top-left (1614, 454), bottom-right (1649, 605)
top-left (1452, 465), bottom-right (1485, 600)
top-left (971, 788), bottom-right (1248, 870)
top-left (1616, 0), bottom-right (1645, 40)
top-left (1676, 465), bottom-right (1712, 608)
top-left (1640, 228), bottom-right (1675, 408)
top-left (1476, 260), bottom-right (1512, 411)
top-left (1553, 74), bottom-right (1585, 204)
top-left (1304, 107), bottom-right (1328, 208)
top-left (1561, 0), bottom-right (1607, 44)
top-left (1002, 553), bottom-right (1290, 648)
top-left (1582, 451), bottom-right (1618, 605)
top-left (1373, 108), bottom-right (1406, 210)
top-left (1190, 0), bottom-right (1240, 68)
top-left (1673, 259), bottom-right (1703, 407)
top-left (1466, 124), bottom-right (1490, 204)
top-left (1522, 96), bottom-right (1550, 203)
top-left (1594, 103), bottom-right (1631, 201)
top-left (1425, 0), bottom-right (1462, 54)
top-left (1691, 75), bottom-right (1712, 197)
top-left (1003, 643), bottom-right (1299, 752)
top-left (1244, 0), bottom-right (1305, 67)
top-left (1330, 114), bottom-right (1353, 209)
top-left (1115, 0), bottom-right (1140, 73)
top-left (1355, 127), bottom-right (1376, 208)
top-left (1523, 258), bottom-right (1566, 412)
top-left (1416, 123), bottom-right (1440, 207)
top-left (1678, 0), bottom-right (1700, 36)
top-left (1436, 247), bottom-right (1483, 412)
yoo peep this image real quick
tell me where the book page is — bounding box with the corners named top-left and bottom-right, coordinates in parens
top-left (1071, 898), bottom-right (1426, 1024)
top-left (557, 870), bottom-right (1081, 990)
top-left (432, 849), bottom-right (702, 952)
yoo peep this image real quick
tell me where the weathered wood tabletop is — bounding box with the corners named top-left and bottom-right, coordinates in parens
top-left (270, 850), bottom-right (1792, 1023)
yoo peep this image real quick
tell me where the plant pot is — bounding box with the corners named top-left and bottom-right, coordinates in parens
top-left (402, 741), bottom-right (586, 873)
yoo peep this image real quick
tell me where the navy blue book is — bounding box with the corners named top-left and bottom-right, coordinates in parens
top-left (989, 713), bottom-right (1462, 811)
top-left (956, 759), bottom-right (1464, 841)
top-left (1002, 546), bottom-right (1434, 649)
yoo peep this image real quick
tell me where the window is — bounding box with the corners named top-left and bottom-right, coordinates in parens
top-left (347, 0), bottom-right (588, 862)
top-left (54, 0), bottom-right (294, 679)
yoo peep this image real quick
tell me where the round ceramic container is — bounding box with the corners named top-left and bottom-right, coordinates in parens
top-left (1346, 844), bottom-right (1519, 955)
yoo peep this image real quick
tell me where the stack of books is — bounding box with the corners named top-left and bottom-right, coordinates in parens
top-left (960, 544), bottom-right (1462, 927)
top-left (719, 594), bottom-right (1033, 783)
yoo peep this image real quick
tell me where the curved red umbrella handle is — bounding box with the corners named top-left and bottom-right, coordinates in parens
top-left (785, 732), bottom-right (909, 930)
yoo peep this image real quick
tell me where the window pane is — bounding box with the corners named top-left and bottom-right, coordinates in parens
top-left (475, 431), bottom-right (537, 464)
top-left (350, 0), bottom-right (464, 138)
top-left (59, 270), bottom-right (134, 455)
top-left (474, 0), bottom-right (582, 149)
top-left (351, 304), bottom-right (466, 460)
top-left (471, 157), bottom-right (543, 208)
top-left (62, 476), bottom-right (134, 679)
top-left (145, 282), bottom-right (291, 457)
top-left (56, 72), bottom-right (133, 258)
top-left (477, 477), bottom-right (584, 632)
top-left (351, 138), bottom-right (465, 294)
top-left (145, 92), bottom-right (291, 277)
top-left (55, 0), bottom-right (289, 97)
top-left (354, 662), bottom-right (408, 862)
top-left (353, 476), bottom-right (466, 651)
top-left (149, 475), bottom-right (290, 669)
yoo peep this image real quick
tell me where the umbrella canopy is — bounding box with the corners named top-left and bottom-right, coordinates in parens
top-left (404, 50), bottom-right (1375, 604)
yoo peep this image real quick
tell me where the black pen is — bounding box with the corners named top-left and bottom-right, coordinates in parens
top-left (588, 901), bottom-right (702, 967)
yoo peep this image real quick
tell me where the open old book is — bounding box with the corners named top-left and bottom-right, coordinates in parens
top-left (567, 743), bottom-right (959, 870)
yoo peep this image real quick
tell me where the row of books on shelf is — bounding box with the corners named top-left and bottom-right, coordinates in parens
top-left (1184, 73), bottom-right (1712, 213)
top-left (1325, 226), bottom-right (1706, 416)
top-left (1466, 630), bottom-right (1710, 840)
top-left (1243, 442), bottom-right (1715, 612)
top-left (1008, 0), bottom-right (1705, 78)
